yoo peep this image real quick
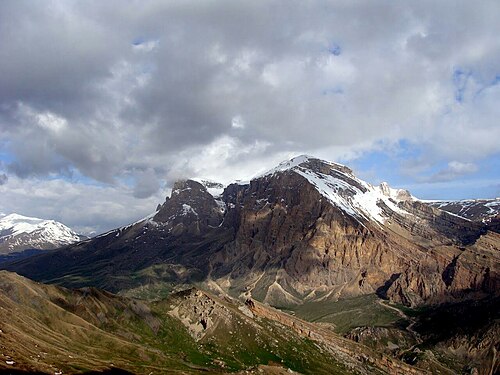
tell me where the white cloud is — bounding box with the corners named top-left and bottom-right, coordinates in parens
top-left (231, 115), bottom-right (245, 129)
top-left (0, 175), bottom-right (164, 235)
top-left (448, 161), bottom-right (478, 174)
top-left (166, 135), bottom-right (274, 184)
top-left (36, 112), bottom-right (68, 133)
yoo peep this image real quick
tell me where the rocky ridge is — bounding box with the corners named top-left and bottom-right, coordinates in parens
top-left (163, 286), bottom-right (426, 374)
top-left (427, 198), bottom-right (500, 233)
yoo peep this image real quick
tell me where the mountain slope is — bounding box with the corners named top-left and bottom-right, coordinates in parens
top-left (208, 156), bottom-right (498, 307)
top-left (0, 270), bottom-right (423, 374)
top-left (0, 213), bottom-right (84, 254)
top-left (0, 270), bottom-right (193, 374)
top-left (3, 156), bottom-right (499, 308)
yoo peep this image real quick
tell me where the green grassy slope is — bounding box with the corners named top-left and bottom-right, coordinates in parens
top-left (289, 294), bottom-right (404, 334)
top-left (0, 271), bottom-right (358, 374)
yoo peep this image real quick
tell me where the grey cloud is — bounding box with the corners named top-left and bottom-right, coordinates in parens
top-left (0, 6), bottom-right (117, 118)
top-left (423, 161), bottom-right (478, 183)
top-left (0, 0), bottom-right (499, 189)
top-left (133, 169), bottom-right (161, 199)
top-left (0, 174), bottom-right (7, 185)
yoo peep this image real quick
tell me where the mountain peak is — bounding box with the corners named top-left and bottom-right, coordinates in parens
top-left (154, 157), bottom-right (416, 231)
top-left (251, 155), bottom-right (416, 225)
top-left (255, 155), bottom-right (352, 180)
top-left (0, 213), bottom-right (83, 254)
top-left (2, 213), bottom-right (47, 224)
top-left (153, 179), bottom-right (225, 234)
top-left (171, 179), bottom-right (206, 196)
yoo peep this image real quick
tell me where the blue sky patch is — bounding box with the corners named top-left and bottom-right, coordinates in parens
top-left (328, 43), bottom-right (342, 56)
top-left (452, 68), bottom-right (471, 103)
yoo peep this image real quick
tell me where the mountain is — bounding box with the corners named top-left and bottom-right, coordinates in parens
top-left (0, 248), bottom-right (46, 266)
top-left (0, 270), bottom-right (423, 374)
top-left (2, 155), bottom-right (499, 374)
top-left (0, 213), bottom-right (85, 254)
top-left (427, 199), bottom-right (500, 233)
top-left (4, 155), bottom-right (498, 309)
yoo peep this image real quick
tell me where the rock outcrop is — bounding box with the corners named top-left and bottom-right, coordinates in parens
top-left (154, 179), bottom-right (225, 235)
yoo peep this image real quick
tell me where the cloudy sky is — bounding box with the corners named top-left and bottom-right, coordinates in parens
top-left (0, 0), bottom-right (499, 235)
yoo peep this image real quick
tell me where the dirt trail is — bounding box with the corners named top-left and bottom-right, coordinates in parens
top-left (376, 299), bottom-right (421, 341)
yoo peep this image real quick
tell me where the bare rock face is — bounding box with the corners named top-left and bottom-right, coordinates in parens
top-left (154, 179), bottom-right (225, 236)
top-left (204, 158), bottom-right (499, 307)
top-left (211, 171), bottom-right (390, 305)
top-left (167, 288), bottom-right (232, 341)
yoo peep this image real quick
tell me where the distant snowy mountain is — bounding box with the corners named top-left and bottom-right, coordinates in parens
top-left (0, 213), bottom-right (85, 254)
top-left (426, 198), bottom-right (500, 232)
top-left (426, 199), bottom-right (499, 222)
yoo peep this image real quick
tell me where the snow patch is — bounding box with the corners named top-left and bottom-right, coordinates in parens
top-left (181, 204), bottom-right (198, 216)
top-left (232, 179), bottom-right (250, 186)
top-left (192, 178), bottom-right (225, 197)
top-left (112, 209), bottom-right (160, 235)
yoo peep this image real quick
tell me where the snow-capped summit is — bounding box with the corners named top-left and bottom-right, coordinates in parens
top-left (255, 155), bottom-right (350, 180)
top-left (0, 213), bottom-right (84, 254)
top-left (255, 155), bottom-right (415, 225)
